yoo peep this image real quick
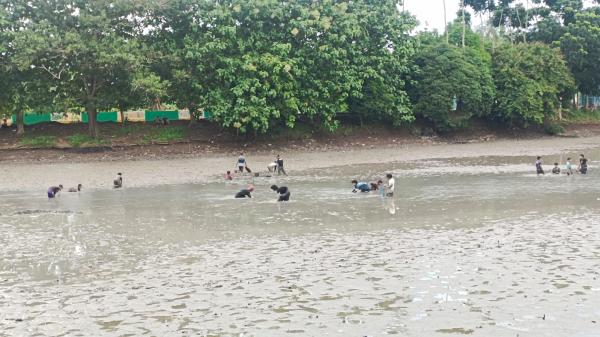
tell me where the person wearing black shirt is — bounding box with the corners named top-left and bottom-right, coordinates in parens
top-left (235, 185), bottom-right (254, 198)
top-left (579, 154), bottom-right (588, 174)
top-left (275, 155), bottom-right (287, 176)
top-left (271, 185), bottom-right (290, 201)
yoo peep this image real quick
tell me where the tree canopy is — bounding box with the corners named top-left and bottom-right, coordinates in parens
top-left (0, 0), bottom-right (598, 136)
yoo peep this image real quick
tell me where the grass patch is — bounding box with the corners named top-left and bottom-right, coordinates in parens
top-left (67, 134), bottom-right (108, 147)
top-left (563, 109), bottom-right (600, 123)
top-left (142, 126), bottom-right (186, 143)
top-left (19, 135), bottom-right (57, 148)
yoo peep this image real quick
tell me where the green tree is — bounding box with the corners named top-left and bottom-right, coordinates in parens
top-left (491, 42), bottom-right (575, 126)
top-left (23, 0), bottom-right (146, 137)
top-left (559, 8), bottom-right (600, 96)
top-left (411, 42), bottom-right (495, 131)
top-left (0, 0), bottom-right (56, 135)
top-left (345, 1), bottom-right (417, 126)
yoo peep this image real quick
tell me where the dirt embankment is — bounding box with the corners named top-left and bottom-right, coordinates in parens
top-left (2, 121), bottom-right (600, 165)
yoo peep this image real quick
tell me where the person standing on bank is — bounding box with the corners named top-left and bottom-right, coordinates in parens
top-left (276, 154), bottom-right (287, 176)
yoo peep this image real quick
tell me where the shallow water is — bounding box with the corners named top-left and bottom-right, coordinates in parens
top-left (1, 155), bottom-right (600, 336)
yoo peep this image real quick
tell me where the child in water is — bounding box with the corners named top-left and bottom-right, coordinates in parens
top-left (578, 154), bottom-right (588, 174)
top-left (552, 163), bottom-right (561, 174)
top-left (114, 173), bottom-right (123, 188)
top-left (535, 157), bottom-right (544, 175)
top-left (225, 171), bottom-right (233, 180)
top-left (566, 158), bottom-right (573, 175)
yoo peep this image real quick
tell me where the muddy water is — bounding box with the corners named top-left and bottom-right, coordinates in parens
top-left (1, 155), bottom-right (600, 336)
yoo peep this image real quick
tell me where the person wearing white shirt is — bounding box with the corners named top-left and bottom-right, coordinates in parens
top-left (386, 173), bottom-right (395, 197)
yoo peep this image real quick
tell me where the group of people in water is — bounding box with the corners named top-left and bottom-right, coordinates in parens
top-left (230, 153), bottom-right (291, 201)
top-left (351, 174), bottom-right (395, 197)
top-left (229, 152), bottom-right (395, 202)
top-left (535, 154), bottom-right (589, 175)
top-left (46, 173), bottom-right (122, 198)
top-left (46, 151), bottom-right (590, 200)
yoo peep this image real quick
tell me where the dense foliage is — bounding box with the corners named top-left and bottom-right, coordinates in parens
top-left (491, 43), bottom-right (575, 126)
top-left (0, 0), bottom-right (598, 136)
top-left (411, 42), bottom-right (494, 131)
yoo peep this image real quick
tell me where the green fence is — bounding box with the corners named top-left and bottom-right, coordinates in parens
top-left (10, 109), bottom-right (208, 125)
top-left (145, 110), bottom-right (179, 122)
top-left (81, 111), bottom-right (119, 123)
top-left (11, 113), bottom-right (52, 125)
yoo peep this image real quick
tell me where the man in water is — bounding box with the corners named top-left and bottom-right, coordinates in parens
top-left (271, 185), bottom-right (291, 201)
top-left (386, 174), bottom-right (395, 197)
top-left (579, 154), bottom-right (588, 174)
top-left (47, 185), bottom-right (63, 198)
top-left (552, 163), bottom-right (561, 174)
top-left (352, 180), bottom-right (370, 193)
top-left (235, 185), bottom-right (254, 198)
top-left (535, 156), bottom-right (544, 175)
top-left (275, 155), bottom-right (287, 176)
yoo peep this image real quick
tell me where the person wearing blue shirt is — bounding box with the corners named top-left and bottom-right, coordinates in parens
top-left (351, 180), bottom-right (370, 193)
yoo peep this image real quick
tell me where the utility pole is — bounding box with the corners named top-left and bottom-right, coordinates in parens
top-left (443, 0), bottom-right (448, 44)
top-left (461, 0), bottom-right (466, 48)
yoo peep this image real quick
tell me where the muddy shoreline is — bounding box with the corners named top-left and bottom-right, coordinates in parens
top-left (1, 131), bottom-right (600, 193)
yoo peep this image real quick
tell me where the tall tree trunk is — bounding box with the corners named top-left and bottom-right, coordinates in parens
top-left (87, 104), bottom-right (99, 138)
top-left (188, 103), bottom-right (197, 126)
top-left (16, 110), bottom-right (25, 136)
top-left (461, 0), bottom-right (466, 48)
top-left (443, 0), bottom-right (448, 44)
top-left (119, 109), bottom-right (125, 125)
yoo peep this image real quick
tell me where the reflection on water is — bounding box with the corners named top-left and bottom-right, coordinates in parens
top-left (1, 157), bottom-right (600, 336)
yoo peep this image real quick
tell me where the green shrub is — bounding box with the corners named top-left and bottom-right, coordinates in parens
top-left (544, 123), bottom-right (565, 135)
top-left (143, 126), bottom-right (185, 143)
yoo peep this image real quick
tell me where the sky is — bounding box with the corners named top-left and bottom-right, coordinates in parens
top-left (404, 0), bottom-right (598, 32)
top-left (404, 0), bottom-right (461, 32)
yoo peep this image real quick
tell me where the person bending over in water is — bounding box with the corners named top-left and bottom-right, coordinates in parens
top-left (271, 185), bottom-right (290, 201)
top-left (578, 154), bottom-right (588, 174)
top-left (352, 180), bottom-right (371, 193)
top-left (68, 184), bottom-right (82, 192)
top-left (370, 180), bottom-right (383, 191)
top-left (114, 173), bottom-right (123, 188)
top-left (535, 156), bottom-right (544, 175)
top-left (47, 185), bottom-right (63, 198)
top-left (552, 163), bottom-right (561, 175)
top-left (235, 185), bottom-right (254, 198)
